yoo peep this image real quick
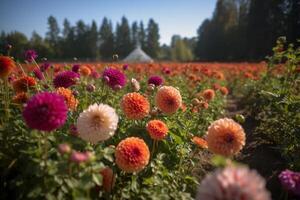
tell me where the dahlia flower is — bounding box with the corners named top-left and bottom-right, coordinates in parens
top-left (146, 120), bottom-right (168, 140)
top-left (196, 166), bottom-right (271, 200)
top-left (76, 103), bottom-right (118, 144)
top-left (102, 68), bottom-right (126, 89)
top-left (53, 71), bottom-right (80, 88)
top-left (148, 75), bottom-right (164, 86)
top-left (278, 169), bottom-right (300, 196)
top-left (12, 76), bottom-right (36, 93)
top-left (0, 56), bottom-right (15, 79)
top-left (79, 66), bottom-right (91, 76)
top-left (40, 62), bottom-right (50, 72)
top-left (72, 64), bottom-right (80, 73)
top-left (206, 118), bottom-right (245, 156)
top-left (115, 137), bottom-right (150, 173)
top-left (121, 93), bottom-right (150, 120)
top-left (24, 49), bottom-right (38, 62)
top-left (56, 87), bottom-right (78, 111)
top-left (155, 86), bottom-right (182, 114)
top-left (220, 86), bottom-right (229, 95)
top-left (22, 92), bottom-right (68, 131)
top-left (202, 89), bottom-right (215, 101)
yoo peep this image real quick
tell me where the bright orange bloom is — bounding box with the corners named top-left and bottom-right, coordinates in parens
top-left (146, 120), bottom-right (168, 140)
top-left (202, 89), bottom-right (215, 101)
top-left (155, 86), bottom-right (182, 115)
top-left (121, 93), bottom-right (150, 120)
top-left (56, 87), bottom-right (78, 111)
top-left (12, 92), bottom-right (28, 104)
top-left (0, 56), bottom-right (15, 79)
top-left (100, 167), bottom-right (115, 192)
top-left (12, 76), bottom-right (36, 93)
top-left (79, 66), bottom-right (91, 76)
top-left (220, 86), bottom-right (229, 95)
top-left (192, 136), bottom-right (208, 149)
top-left (115, 137), bottom-right (150, 173)
top-left (206, 118), bottom-right (245, 157)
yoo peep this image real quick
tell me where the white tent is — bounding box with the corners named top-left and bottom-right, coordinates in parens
top-left (123, 45), bottom-right (153, 63)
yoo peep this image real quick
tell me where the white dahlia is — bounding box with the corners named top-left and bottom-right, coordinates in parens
top-left (77, 103), bottom-right (118, 144)
top-left (196, 166), bottom-right (271, 200)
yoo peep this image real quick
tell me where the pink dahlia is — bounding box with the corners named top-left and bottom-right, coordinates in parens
top-left (196, 166), bottom-right (271, 200)
top-left (102, 68), bottom-right (126, 89)
top-left (53, 71), bottom-right (80, 88)
top-left (22, 92), bottom-right (68, 131)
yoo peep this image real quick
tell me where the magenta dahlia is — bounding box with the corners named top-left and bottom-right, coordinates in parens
top-left (148, 75), bottom-right (164, 86)
top-left (53, 71), bottom-right (80, 88)
top-left (24, 49), bottom-right (38, 62)
top-left (72, 64), bottom-right (80, 73)
top-left (279, 169), bottom-right (300, 196)
top-left (23, 92), bottom-right (68, 131)
top-left (102, 68), bottom-right (126, 89)
top-left (40, 62), bottom-right (50, 72)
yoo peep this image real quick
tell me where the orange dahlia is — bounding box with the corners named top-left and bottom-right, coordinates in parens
top-left (220, 86), bottom-right (229, 95)
top-left (146, 120), bottom-right (168, 140)
top-left (206, 118), bottom-right (245, 157)
top-left (100, 167), bottom-right (115, 192)
top-left (56, 87), bottom-right (78, 111)
top-left (12, 92), bottom-right (28, 104)
top-left (79, 66), bottom-right (91, 76)
top-left (0, 56), bottom-right (15, 79)
top-left (192, 136), bottom-right (208, 149)
top-left (155, 86), bottom-right (182, 114)
top-left (12, 76), bottom-right (36, 93)
top-left (115, 137), bottom-right (150, 173)
top-left (202, 89), bottom-right (215, 101)
top-left (121, 93), bottom-right (150, 120)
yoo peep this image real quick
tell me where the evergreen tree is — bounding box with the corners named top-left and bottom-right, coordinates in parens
top-left (86, 20), bottom-right (99, 59)
top-left (46, 16), bottom-right (60, 57)
top-left (138, 21), bottom-right (146, 50)
top-left (146, 19), bottom-right (160, 58)
top-left (99, 17), bottom-right (114, 60)
top-left (115, 16), bottom-right (132, 58)
top-left (131, 21), bottom-right (139, 47)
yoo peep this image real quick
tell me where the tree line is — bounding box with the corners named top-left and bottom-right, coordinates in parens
top-left (194, 0), bottom-right (300, 61)
top-left (0, 16), bottom-right (163, 61)
top-left (1, 0), bottom-right (299, 62)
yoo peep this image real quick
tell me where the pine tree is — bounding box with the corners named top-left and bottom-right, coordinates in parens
top-left (146, 19), bottom-right (160, 58)
top-left (131, 21), bottom-right (139, 47)
top-left (115, 16), bottom-right (132, 58)
top-left (46, 16), bottom-right (60, 57)
top-left (138, 21), bottom-right (146, 50)
top-left (99, 17), bottom-right (114, 60)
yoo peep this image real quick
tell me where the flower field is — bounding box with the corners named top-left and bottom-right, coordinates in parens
top-left (0, 38), bottom-right (299, 200)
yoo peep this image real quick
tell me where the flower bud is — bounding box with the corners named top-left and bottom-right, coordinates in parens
top-left (58, 143), bottom-right (72, 155)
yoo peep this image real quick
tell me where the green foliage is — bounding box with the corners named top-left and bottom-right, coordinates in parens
top-left (242, 37), bottom-right (300, 170)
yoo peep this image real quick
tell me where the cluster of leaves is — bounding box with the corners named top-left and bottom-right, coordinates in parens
top-left (0, 65), bottom-right (226, 199)
top-left (241, 37), bottom-right (300, 170)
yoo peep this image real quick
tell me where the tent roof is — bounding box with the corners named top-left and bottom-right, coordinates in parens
top-left (123, 46), bottom-right (153, 63)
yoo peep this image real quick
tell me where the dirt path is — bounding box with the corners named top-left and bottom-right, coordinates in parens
top-left (225, 95), bottom-right (286, 200)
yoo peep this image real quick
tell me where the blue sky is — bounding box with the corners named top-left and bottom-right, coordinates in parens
top-left (0, 0), bottom-right (217, 45)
